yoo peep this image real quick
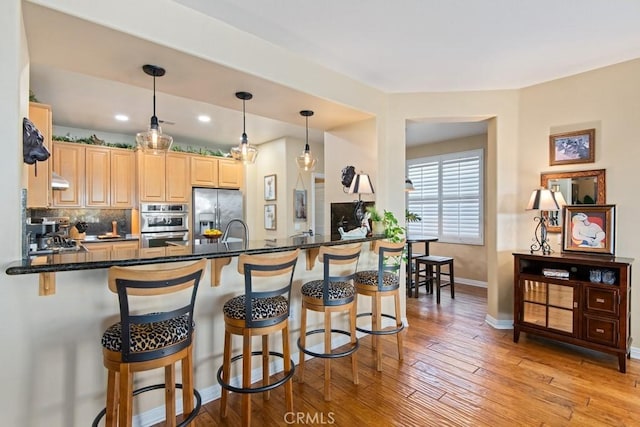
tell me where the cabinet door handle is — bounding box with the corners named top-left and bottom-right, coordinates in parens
top-left (596, 328), bottom-right (605, 334)
top-left (596, 298), bottom-right (605, 303)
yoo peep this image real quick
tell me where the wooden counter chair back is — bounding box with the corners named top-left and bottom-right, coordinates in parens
top-left (297, 243), bottom-right (362, 401)
top-left (354, 239), bottom-right (406, 371)
top-left (216, 249), bottom-right (300, 427)
top-left (94, 258), bottom-right (207, 427)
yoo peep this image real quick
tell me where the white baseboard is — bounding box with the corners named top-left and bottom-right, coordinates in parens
top-left (484, 314), bottom-right (514, 329)
top-left (455, 277), bottom-right (487, 288)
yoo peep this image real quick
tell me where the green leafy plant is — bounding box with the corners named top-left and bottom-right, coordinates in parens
top-left (382, 210), bottom-right (406, 242)
top-left (406, 209), bottom-right (422, 223)
top-left (365, 205), bottom-right (383, 222)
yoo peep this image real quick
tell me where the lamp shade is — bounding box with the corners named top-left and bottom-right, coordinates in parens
top-left (526, 188), bottom-right (560, 211)
top-left (348, 173), bottom-right (375, 195)
top-left (552, 190), bottom-right (567, 207)
top-left (405, 178), bottom-right (415, 192)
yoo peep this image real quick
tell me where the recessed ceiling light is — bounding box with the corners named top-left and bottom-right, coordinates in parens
top-left (115, 114), bottom-right (129, 122)
top-left (198, 115), bottom-right (211, 123)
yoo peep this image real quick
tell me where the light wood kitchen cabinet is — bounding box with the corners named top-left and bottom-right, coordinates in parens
top-left (52, 142), bottom-right (84, 207)
top-left (218, 158), bottom-right (243, 188)
top-left (166, 152), bottom-right (190, 202)
top-left (27, 102), bottom-right (52, 208)
top-left (138, 151), bottom-right (189, 202)
top-left (110, 149), bottom-right (136, 207)
top-left (85, 146), bottom-right (110, 207)
top-left (138, 151), bottom-right (165, 201)
top-left (190, 155), bottom-right (218, 187)
top-left (190, 155), bottom-right (243, 189)
top-left (84, 240), bottom-right (139, 260)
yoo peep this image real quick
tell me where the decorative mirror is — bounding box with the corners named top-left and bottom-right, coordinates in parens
top-left (540, 169), bottom-right (606, 233)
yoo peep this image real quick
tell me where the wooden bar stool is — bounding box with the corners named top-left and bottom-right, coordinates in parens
top-left (406, 251), bottom-right (425, 297)
top-left (298, 243), bottom-right (362, 401)
top-left (216, 249), bottom-right (300, 427)
top-left (93, 258), bottom-right (207, 427)
top-left (414, 255), bottom-right (455, 304)
top-left (354, 239), bottom-right (405, 371)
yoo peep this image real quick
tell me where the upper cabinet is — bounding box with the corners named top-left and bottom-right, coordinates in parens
top-left (138, 151), bottom-right (190, 202)
top-left (190, 155), bottom-right (243, 189)
top-left (218, 158), bottom-right (244, 189)
top-left (52, 142), bottom-right (84, 207)
top-left (26, 102), bottom-right (52, 208)
top-left (53, 142), bottom-right (136, 208)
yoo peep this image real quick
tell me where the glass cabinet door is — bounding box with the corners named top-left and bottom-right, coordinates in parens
top-left (521, 279), bottom-right (576, 334)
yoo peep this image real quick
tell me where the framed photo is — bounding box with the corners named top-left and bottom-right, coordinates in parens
top-left (264, 174), bottom-right (277, 201)
top-left (562, 205), bottom-right (615, 255)
top-left (264, 204), bottom-right (277, 230)
top-left (549, 128), bottom-right (595, 166)
top-left (294, 189), bottom-right (307, 222)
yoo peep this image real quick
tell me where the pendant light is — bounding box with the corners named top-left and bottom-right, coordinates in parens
top-left (135, 64), bottom-right (173, 154)
top-left (296, 110), bottom-right (317, 172)
top-left (231, 91), bottom-right (258, 164)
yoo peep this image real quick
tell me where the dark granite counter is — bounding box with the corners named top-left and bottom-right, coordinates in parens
top-left (5, 235), bottom-right (379, 275)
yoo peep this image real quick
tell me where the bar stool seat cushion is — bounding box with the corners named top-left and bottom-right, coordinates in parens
top-left (101, 313), bottom-right (191, 353)
top-left (223, 294), bottom-right (288, 320)
top-left (301, 280), bottom-right (355, 300)
top-left (354, 270), bottom-right (399, 288)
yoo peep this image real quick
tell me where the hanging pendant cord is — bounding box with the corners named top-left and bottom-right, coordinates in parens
top-left (152, 74), bottom-right (156, 117)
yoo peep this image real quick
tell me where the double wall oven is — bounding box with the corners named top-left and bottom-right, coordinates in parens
top-left (140, 203), bottom-right (189, 248)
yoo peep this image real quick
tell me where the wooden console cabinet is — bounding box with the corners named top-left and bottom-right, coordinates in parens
top-left (513, 252), bottom-right (633, 372)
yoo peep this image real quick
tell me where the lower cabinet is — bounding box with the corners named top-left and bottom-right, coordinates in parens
top-left (84, 241), bottom-right (139, 261)
top-left (513, 252), bottom-right (633, 372)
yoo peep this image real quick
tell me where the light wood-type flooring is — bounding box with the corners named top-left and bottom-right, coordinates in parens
top-left (163, 284), bottom-right (640, 426)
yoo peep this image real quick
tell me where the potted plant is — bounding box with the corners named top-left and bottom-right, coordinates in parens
top-left (366, 206), bottom-right (385, 235)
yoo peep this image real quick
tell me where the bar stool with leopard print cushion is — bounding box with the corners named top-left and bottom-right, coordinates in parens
top-left (217, 249), bottom-right (300, 427)
top-left (297, 243), bottom-right (362, 401)
top-left (93, 258), bottom-right (207, 427)
top-left (354, 239), bottom-right (406, 372)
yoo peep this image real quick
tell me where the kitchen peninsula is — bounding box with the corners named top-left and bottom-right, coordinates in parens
top-left (5, 234), bottom-right (380, 295)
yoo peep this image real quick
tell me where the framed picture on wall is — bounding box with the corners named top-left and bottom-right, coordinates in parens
top-left (562, 204), bottom-right (615, 255)
top-left (294, 189), bottom-right (307, 222)
top-left (264, 204), bottom-right (277, 230)
top-left (264, 174), bottom-right (277, 201)
top-left (549, 128), bottom-right (595, 166)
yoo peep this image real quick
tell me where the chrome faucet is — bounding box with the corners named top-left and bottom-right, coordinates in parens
top-left (222, 218), bottom-right (249, 246)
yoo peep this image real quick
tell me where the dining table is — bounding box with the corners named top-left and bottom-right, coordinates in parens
top-left (405, 234), bottom-right (438, 297)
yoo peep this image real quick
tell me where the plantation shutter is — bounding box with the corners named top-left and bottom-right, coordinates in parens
top-left (407, 149), bottom-right (483, 245)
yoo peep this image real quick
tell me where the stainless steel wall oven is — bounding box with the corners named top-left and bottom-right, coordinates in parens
top-left (140, 203), bottom-right (189, 247)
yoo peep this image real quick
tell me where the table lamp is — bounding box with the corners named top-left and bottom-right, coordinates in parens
top-left (348, 172), bottom-right (375, 224)
top-left (526, 188), bottom-right (563, 255)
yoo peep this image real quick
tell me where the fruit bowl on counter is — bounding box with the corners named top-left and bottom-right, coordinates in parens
top-left (201, 229), bottom-right (223, 241)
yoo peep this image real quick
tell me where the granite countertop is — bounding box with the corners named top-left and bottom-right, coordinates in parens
top-left (81, 234), bottom-right (140, 243)
top-left (5, 235), bottom-right (380, 275)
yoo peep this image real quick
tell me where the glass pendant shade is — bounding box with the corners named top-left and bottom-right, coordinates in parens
top-left (231, 92), bottom-right (258, 164)
top-left (137, 64), bottom-right (173, 154)
top-left (296, 110), bottom-right (317, 171)
top-left (136, 116), bottom-right (173, 155)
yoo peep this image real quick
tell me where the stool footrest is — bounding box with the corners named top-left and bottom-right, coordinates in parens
top-left (297, 328), bottom-right (359, 359)
top-left (92, 383), bottom-right (202, 427)
top-left (355, 312), bottom-right (405, 335)
top-left (216, 350), bottom-right (295, 395)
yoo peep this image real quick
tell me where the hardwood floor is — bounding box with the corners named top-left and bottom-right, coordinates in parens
top-left (176, 284), bottom-right (640, 426)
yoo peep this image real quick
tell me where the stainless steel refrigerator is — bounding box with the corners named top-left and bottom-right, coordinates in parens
top-left (192, 188), bottom-right (244, 239)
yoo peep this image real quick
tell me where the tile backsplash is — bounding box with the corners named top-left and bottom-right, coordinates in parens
top-left (28, 208), bottom-right (132, 236)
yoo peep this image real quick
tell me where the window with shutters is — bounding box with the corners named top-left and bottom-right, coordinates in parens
top-left (406, 149), bottom-right (483, 245)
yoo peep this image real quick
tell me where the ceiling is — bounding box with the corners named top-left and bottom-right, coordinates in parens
top-left (24, 1), bottom-right (640, 149)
